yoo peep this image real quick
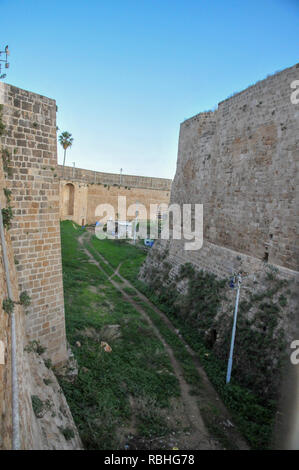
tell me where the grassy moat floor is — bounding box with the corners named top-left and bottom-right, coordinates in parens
top-left (58, 221), bottom-right (272, 450)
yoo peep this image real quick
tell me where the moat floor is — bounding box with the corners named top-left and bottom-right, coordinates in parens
top-left (59, 221), bottom-right (248, 450)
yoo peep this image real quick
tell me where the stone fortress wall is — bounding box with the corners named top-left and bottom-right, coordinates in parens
top-left (0, 83), bottom-right (82, 449)
top-left (58, 164), bottom-right (172, 190)
top-left (1, 63), bottom-right (298, 449)
top-left (147, 63), bottom-right (299, 278)
top-left (140, 64), bottom-right (299, 449)
top-left (0, 83), bottom-right (67, 365)
top-left (58, 165), bottom-right (172, 226)
top-left (140, 63), bottom-right (299, 449)
top-left (0, 82), bottom-right (171, 449)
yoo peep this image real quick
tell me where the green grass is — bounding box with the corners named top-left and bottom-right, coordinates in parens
top-left (87, 233), bottom-right (275, 449)
top-left (135, 286), bottom-right (275, 449)
top-left (90, 236), bottom-right (147, 283)
top-left (123, 287), bottom-right (137, 296)
top-left (133, 283), bottom-right (276, 449)
top-left (59, 426), bottom-right (75, 441)
top-left (87, 236), bottom-right (202, 393)
top-left (59, 221), bottom-right (180, 449)
top-left (139, 301), bottom-right (203, 395)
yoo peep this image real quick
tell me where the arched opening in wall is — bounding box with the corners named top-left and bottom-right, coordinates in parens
top-left (210, 328), bottom-right (217, 347)
top-left (263, 245), bottom-right (269, 263)
top-left (205, 328), bottom-right (217, 349)
top-left (64, 183), bottom-right (75, 216)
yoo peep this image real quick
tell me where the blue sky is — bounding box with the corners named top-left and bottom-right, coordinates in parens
top-left (1, 0), bottom-right (298, 178)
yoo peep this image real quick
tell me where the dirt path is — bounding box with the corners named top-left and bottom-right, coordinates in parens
top-left (78, 233), bottom-right (249, 450)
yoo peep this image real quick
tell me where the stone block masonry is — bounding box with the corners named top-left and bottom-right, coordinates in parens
top-left (140, 64), bottom-right (299, 449)
top-left (57, 164), bottom-right (172, 191)
top-left (141, 62), bottom-right (299, 382)
top-left (0, 124), bottom-right (81, 449)
top-left (58, 166), bottom-right (172, 226)
top-left (0, 83), bottom-right (67, 365)
top-left (170, 63), bottom-right (299, 273)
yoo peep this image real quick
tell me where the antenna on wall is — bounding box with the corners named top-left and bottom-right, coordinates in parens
top-left (0, 45), bottom-right (10, 79)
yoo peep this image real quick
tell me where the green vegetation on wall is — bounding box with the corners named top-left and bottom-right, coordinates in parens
top-left (136, 246), bottom-right (294, 448)
top-left (142, 249), bottom-right (289, 404)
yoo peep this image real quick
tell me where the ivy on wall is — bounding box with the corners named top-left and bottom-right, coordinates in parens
top-left (142, 250), bottom-right (289, 404)
top-left (139, 248), bottom-right (295, 448)
top-left (0, 105), bottom-right (14, 229)
top-left (0, 105), bottom-right (5, 137)
top-left (0, 104), bottom-right (30, 318)
top-left (2, 291), bottom-right (31, 315)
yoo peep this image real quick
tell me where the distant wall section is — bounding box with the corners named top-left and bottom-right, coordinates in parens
top-left (58, 166), bottom-right (172, 226)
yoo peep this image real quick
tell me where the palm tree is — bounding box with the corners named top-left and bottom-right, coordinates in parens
top-left (59, 131), bottom-right (73, 176)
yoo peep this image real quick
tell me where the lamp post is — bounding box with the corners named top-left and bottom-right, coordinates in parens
top-left (226, 272), bottom-right (242, 384)
top-left (0, 45), bottom-right (10, 79)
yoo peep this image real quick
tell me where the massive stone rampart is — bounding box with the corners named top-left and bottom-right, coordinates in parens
top-left (140, 65), bottom-right (299, 438)
top-left (169, 63), bottom-right (298, 273)
top-left (0, 83), bottom-right (67, 365)
top-left (0, 128), bottom-right (81, 449)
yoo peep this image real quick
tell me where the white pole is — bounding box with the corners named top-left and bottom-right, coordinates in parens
top-left (133, 201), bottom-right (138, 244)
top-left (0, 201), bottom-right (20, 449)
top-left (226, 273), bottom-right (242, 384)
